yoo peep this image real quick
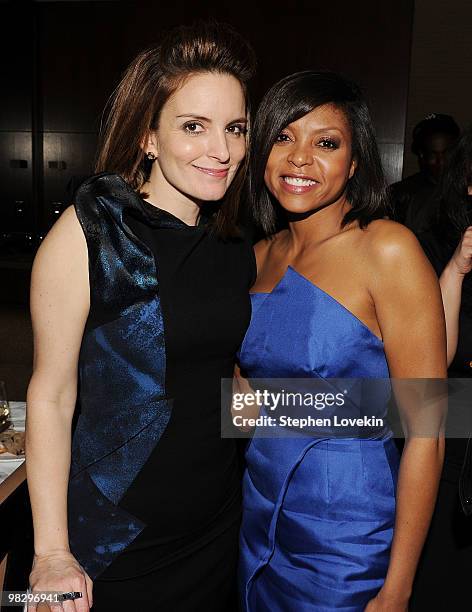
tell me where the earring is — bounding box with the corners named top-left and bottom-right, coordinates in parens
top-left (145, 152), bottom-right (157, 161)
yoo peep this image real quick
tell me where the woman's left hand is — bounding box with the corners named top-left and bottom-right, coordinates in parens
top-left (364, 589), bottom-right (409, 611)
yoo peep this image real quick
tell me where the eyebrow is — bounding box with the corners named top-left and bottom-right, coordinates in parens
top-left (286, 124), bottom-right (344, 132)
top-left (176, 114), bottom-right (248, 123)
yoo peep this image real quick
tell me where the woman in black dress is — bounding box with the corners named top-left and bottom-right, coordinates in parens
top-left (412, 127), bottom-right (472, 610)
top-left (26, 22), bottom-right (256, 611)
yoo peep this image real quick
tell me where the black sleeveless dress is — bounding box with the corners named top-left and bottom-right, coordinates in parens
top-left (70, 175), bottom-right (255, 611)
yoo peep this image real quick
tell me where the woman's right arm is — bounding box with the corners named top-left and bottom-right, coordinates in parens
top-left (26, 205), bottom-right (92, 611)
top-left (439, 226), bottom-right (472, 365)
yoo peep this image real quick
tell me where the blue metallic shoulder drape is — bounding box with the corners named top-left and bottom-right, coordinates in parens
top-left (67, 173), bottom-right (176, 579)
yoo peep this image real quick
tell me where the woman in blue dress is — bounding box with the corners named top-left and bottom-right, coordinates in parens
top-left (236, 71), bottom-right (447, 611)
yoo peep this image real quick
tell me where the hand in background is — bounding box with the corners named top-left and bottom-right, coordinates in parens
top-left (451, 226), bottom-right (472, 275)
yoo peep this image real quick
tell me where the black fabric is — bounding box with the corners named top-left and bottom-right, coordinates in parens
top-left (93, 522), bottom-right (240, 612)
top-left (94, 197), bottom-right (255, 606)
top-left (410, 479), bottom-right (472, 611)
top-left (390, 172), bottom-right (440, 234)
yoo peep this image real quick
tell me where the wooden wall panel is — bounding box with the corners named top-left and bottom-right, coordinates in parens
top-left (0, 133), bottom-right (33, 232)
top-left (0, 0), bottom-right (414, 235)
top-left (403, 0), bottom-right (472, 177)
top-left (0, 5), bottom-right (34, 132)
top-left (42, 132), bottom-right (97, 229)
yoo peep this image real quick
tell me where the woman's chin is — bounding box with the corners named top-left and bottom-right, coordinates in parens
top-left (175, 184), bottom-right (227, 204)
top-left (195, 188), bottom-right (228, 202)
top-left (278, 201), bottom-right (319, 216)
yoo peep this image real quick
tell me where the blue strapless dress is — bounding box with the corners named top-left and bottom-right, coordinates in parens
top-left (238, 266), bottom-right (400, 611)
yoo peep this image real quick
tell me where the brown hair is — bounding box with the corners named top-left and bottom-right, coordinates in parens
top-left (95, 20), bottom-right (256, 236)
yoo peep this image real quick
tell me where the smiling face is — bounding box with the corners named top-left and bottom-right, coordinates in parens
top-left (147, 72), bottom-right (247, 203)
top-left (264, 103), bottom-right (357, 215)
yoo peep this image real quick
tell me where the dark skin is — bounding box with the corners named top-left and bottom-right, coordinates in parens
top-left (418, 131), bottom-right (456, 181)
top-left (242, 103), bottom-right (447, 610)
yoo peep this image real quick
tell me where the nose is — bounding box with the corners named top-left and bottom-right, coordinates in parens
top-left (287, 142), bottom-right (313, 168)
top-left (207, 129), bottom-right (231, 164)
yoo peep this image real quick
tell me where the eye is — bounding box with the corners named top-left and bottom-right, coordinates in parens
top-left (183, 122), bottom-right (204, 134)
top-left (317, 137), bottom-right (339, 150)
top-left (226, 124), bottom-right (247, 136)
top-left (275, 132), bottom-right (292, 143)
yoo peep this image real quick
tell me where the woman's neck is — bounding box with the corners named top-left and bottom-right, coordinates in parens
top-left (285, 195), bottom-right (352, 251)
top-left (142, 166), bottom-right (201, 226)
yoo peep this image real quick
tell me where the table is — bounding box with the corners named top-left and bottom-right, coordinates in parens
top-left (0, 402), bottom-right (26, 491)
top-left (0, 402), bottom-right (26, 592)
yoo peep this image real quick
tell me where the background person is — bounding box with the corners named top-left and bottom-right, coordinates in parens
top-left (411, 127), bottom-right (472, 610)
top-left (391, 113), bottom-right (460, 234)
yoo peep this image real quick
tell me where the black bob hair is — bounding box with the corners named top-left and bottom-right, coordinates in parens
top-left (248, 70), bottom-right (390, 235)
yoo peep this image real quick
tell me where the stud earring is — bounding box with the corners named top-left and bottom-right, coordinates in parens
top-left (145, 152), bottom-right (157, 161)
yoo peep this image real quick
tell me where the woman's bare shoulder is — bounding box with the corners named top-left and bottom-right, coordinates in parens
top-left (32, 205), bottom-right (87, 287)
top-left (362, 219), bottom-right (423, 262)
top-left (41, 204), bottom-right (83, 246)
top-left (360, 218), bottom-right (438, 306)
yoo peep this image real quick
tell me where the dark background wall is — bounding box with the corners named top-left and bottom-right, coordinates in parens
top-left (403, 0), bottom-right (472, 176)
top-left (0, 0), bottom-right (414, 241)
top-left (0, 0), bottom-right (414, 399)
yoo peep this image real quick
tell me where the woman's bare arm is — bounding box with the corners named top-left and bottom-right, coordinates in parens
top-left (439, 226), bottom-right (472, 365)
top-left (26, 205), bottom-right (92, 611)
top-left (365, 222), bottom-right (447, 611)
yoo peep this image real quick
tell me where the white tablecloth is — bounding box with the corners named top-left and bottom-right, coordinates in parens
top-left (0, 401), bottom-right (26, 486)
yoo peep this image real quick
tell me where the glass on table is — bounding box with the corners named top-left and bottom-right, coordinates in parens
top-left (0, 381), bottom-right (10, 431)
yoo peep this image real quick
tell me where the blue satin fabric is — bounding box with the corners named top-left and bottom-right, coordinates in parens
top-left (68, 174), bottom-right (178, 578)
top-left (238, 266), bottom-right (400, 611)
